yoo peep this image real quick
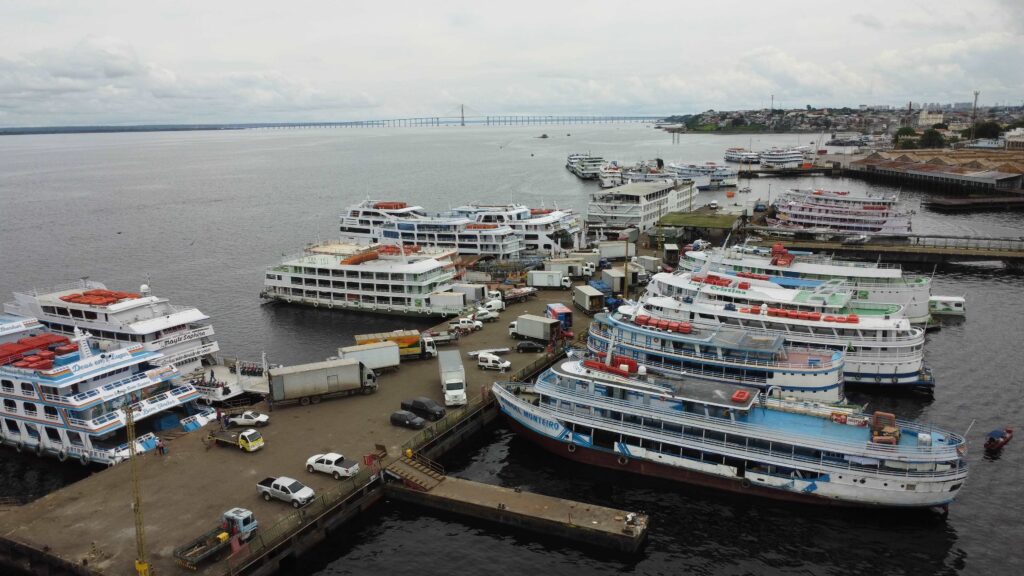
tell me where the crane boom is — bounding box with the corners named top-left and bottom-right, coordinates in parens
top-left (123, 407), bottom-right (150, 576)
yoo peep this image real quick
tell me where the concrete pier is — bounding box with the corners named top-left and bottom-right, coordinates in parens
top-left (385, 473), bottom-right (648, 553)
top-left (0, 288), bottom-right (602, 575)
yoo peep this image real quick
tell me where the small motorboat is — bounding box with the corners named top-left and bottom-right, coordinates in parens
top-left (984, 427), bottom-right (1013, 452)
top-left (738, 186), bottom-right (752, 193)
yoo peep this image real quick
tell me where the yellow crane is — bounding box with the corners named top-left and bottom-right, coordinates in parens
top-left (123, 406), bottom-right (151, 576)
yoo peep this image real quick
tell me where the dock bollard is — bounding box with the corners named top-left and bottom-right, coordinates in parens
top-left (405, 448), bottom-right (413, 459)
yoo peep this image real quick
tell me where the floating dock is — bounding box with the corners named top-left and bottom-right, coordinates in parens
top-left (924, 195), bottom-right (1024, 212)
top-left (385, 457), bottom-right (647, 553)
top-left (745, 233), bottom-right (1024, 266)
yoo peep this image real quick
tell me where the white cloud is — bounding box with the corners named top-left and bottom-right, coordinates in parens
top-left (0, 0), bottom-right (1020, 126)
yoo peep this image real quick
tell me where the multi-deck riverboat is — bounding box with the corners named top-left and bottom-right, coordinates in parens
top-left (261, 241), bottom-right (466, 317)
top-left (760, 147), bottom-right (808, 169)
top-left (338, 200), bottom-right (522, 259)
top-left (587, 308), bottom-right (845, 403)
top-left (771, 189), bottom-right (913, 235)
top-left (666, 162), bottom-right (738, 190)
top-left (724, 147), bottom-right (761, 163)
top-left (0, 316), bottom-right (213, 465)
top-left (567, 153), bottom-right (604, 179)
top-left (449, 204), bottom-right (582, 255)
top-left (641, 270), bottom-right (933, 388)
top-left (494, 358), bottom-right (967, 508)
top-left (677, 243), bottom-right (933, 324)
top-left (5, 281), bottom-right (220, 376)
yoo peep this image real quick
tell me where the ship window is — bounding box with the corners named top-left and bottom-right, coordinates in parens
top-left (84, 311), bottom-right (98, 320)
top-left (44, 406), bottom-right (58, 419)
top-left (70, 309), bottom-right (85, 319)
top-left (23, 403), bottom-right (37, 416)
top-left (24, 424), bottom-right (39, 439)
top-left (2, 399), bottom-right (15, 412)
top-left (41, 306), bottom-right (56, 315)
top-left (1, 380), bottom-right (12, 392)
top-left (44, 427), bottom-right (62, 442)
top-left (55, 307), bottom-right (70, 317)
top-left (67, 430), bottom-right (84, 446)
top-left (4, 418), bottom-right (18, 434)
top-left (21, 382), bottom-right (33, 394)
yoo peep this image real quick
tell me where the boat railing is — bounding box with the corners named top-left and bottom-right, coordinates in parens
top-left (588, 326), bottom-right (841, 371)
top-left (12, 279), bottom-right (106, 298)
top-left (532, 378), bottom-right (961, 461)
top-left (498, 385), bottom-right (965, 482)
top-left (639, 300), bottom-right (923, 346)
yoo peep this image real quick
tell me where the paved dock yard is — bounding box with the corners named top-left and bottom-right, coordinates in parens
top-left (0, 286), bottom-right (623, 575)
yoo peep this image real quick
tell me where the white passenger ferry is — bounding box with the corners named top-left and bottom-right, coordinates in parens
top-left (261, 241), bottom-right (467, 317)
top-left (621, 159), bottom-right (677, 185)
top-left (587, 308), bottom-right (845, 403)
top-left (566, 153), bottom-right (604, 179)
top-left (449, 204), bottom-right (582, 255)
top-left (598, 162), bottom-right (624, 189)
top-left (494, 358), bottom-right (967, 508)
top-left (724, 147), bottom-right (761, 163)
top-left (586, 180), bottom-right (698, 241)
top-left (642, 270), bottom-right (933, 388)
top-left (760, 147), bottom-right (808, 169)
top-left (5, 281), bottom-right (220, 376)
top-left (338, 200), bottom-right (522, 259)
top-left (0, 317), bottom-right (214, 465)
top-left (771, 189), bottom-right (913, 235)
top-left (666, 162), bottom-right (739, 189)
top-left (678, 243), bottom-right (933, 324)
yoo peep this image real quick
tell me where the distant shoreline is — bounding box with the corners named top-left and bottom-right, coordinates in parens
top-left (0, 124), bottom-right (253, 136)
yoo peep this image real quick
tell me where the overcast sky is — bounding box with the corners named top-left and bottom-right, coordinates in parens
top-left (1, 0), bottom-right (1021, 126)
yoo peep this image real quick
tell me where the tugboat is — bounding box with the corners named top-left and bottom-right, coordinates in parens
top-left (984, 428), bottom-right (1014, 452)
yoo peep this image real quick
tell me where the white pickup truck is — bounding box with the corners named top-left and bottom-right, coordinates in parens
top-left (449, 317), bottom-right (483, 332)
top-left (306, 453), bottom-right (360, 480)
top-left (256, 477), bottom-right (315, 508)
top-left (228, 410), bottom-right (270, 427)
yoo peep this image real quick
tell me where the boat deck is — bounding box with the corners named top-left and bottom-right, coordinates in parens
top-left (746, 408), bottom-right (941, 448)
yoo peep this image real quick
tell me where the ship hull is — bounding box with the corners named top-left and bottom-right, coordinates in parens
top-left (260, 294), bottom-right (460, 318)
top-left (499, 412), bottom-right (955, 510)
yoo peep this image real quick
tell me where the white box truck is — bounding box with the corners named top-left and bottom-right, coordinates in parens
top-left (573, 285), bottom-right (605, 316)
top-left (508, 314), bottom-right (561, 342)
top-left (452, 283), bottom-right (488, 303)
top-left (546, 258), bottom-right (595, 279)
top-left (438, 350), bottom-right (467, 406)
top-left (267, 359), bottom-right (377, 407)
top-left (597, 241), bottom-right (632, 260)
top-left (634, 255), bottom-right (662, 274)
top-left (527, 270), bottom-right (571, 290)
top-left (602, 268), bottom-right (625, 293)
top-left (336, 341), bottom-right (401, 373)
top-left (567, 251), bottom-right (601, 266)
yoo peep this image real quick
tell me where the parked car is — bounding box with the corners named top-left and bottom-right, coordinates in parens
top-left (390, 410), bottom-right (427, 429)
top-left (401, 397), bottom-right (446, 421)
top-left (477, 352), bottom-right (511, 371)
top-left (306, 453), bottom-right (360, 480)
top-left (474, 308), bottom-right (499, 323)
top-left (515, 341), bottom-right (547, 353)
top-left (227, 410), bottom-right (270, 427)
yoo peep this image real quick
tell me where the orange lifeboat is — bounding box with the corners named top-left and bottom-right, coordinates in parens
top-left (341, 251), bottom-right (380, 265)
